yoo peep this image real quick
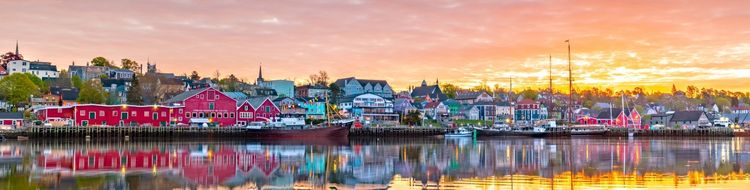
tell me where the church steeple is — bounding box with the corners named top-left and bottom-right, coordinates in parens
top-left (256, 63), bottom-right (265, 85)
top-left (421, 79), bottom-right (427, 86)
top-left (435, 78), bottom-right (439, 85)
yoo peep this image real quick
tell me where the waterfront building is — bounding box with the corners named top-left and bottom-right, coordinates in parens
top-left (30, 94), bottom-right (60, 108)
top-left (337, 93), bottom-right (399, 125)
top-left (410, 79), bottom-right (447, 102)
top-left (333, 77), bottom-right (394, 99)
top-left (299, 97), bottom-right (327, 119)
top-left (235, 96), bottom-right (280, 125)
top-left (423, 101), bottom-right (448, 120)
top-left (669, 111), bottom-right (710, 129)
top-left (733, 105), bottom-right (750, 114)
top-left (495, 101), bottom-right (514, 118)
top-left (273, 97), bottom-right (305, 116)
top-left (7, 60), bottom-right (59, 79)
top-left (442, 99), bottom-right (462, 116)
top-left (35, 104), bottom-right (181, 127)
top-left (467, 102), bottom-right (496, 121)
top-left (107, 69), bottom-right (135, 80)
top-left (0, 112), bottom-right (24, 127)
top-left (595, 108), bottom-right (642, 128)
top-left (164, 87), bottom-right (238, 126)
top-left (393, 97), bottom-right (416, 115)
top-left (513, 99), bottom-right (548, 124)
top-left (49, 87), bottom-right (79, 106)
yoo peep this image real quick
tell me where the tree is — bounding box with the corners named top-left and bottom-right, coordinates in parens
top-left (440, 83), bottom-right (460, 99)
top-left (71, 75), bottom-right (83, 89)
top-left (22, 73), bottom-right (48, 94)
top-left (219, 74), bottom-right (240, 91)
top-left (715, 97), bottom-right (731, 113)
top-left (120, 58), bottom-right (140, 72)
top-left (127, 75), bottom-right (144, 105)
top-left (308, 71), bottom-right (329, 86)
top-left (471, 80), bottom-right (491, 92)
top-left (190, 71), bottom-right (200, 81)
top-left (0, 73), bottom-right (41, 106)
top-left (328, 83), bottom-right (342, 103)
top-left (671, 84), bottom-right (678, 95)
top-left (139, 73), bottom-right (161, 104)
top-left (0, 52), bottom-right (23, 68)
top-left (519, 89), bottom-right (539, 100)
top-left (91, 57), bottom-right (116, 68)
top-left (402, 111), bottom-right (422, 126)
top-left (77, 80), bottom-right (107, 104)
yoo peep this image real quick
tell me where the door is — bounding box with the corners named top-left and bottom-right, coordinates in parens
top-left (81, 120), bottom-right (88, 127)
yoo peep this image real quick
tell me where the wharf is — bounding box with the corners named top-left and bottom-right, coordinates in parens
top-left (349, 127), bottom-right (446, 137)
top-left (606, 127), bottom-right (735, 137)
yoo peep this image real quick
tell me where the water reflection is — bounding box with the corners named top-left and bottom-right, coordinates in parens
top-left (1, 137), bottom-right (750, 189)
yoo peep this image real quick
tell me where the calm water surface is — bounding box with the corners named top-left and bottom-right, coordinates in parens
top-left (1, 137), bottom-right (750, 190)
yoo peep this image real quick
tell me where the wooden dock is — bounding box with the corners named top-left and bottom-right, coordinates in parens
top-left (20, 126), bottom-right (247, 139)
top-left (349, 127), bottom-right (446, 137)
top-left (606, 127), bottom-right (735, 137)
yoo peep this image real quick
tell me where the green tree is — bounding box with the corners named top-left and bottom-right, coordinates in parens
top-left (328, 83), bottom-right (342, 103)
top-left (127, 75), bottom-right (144, 105)
top-left (77, 80), bottom-right (107, 104)
top-left (440, 83), bottom-right (460, 99)
top-left (91, 56), bottom-right (116, 68)
top-left (519, 89), bottom-right (539, 100)
top-left (0, 73), bottom-right (41, 106)
top-left (22, 73), bottom-right (48, 93)
top-left (120, 58), bottom-right (140, 72)
top-left (402, 111), bottom-right (422, 126)
top-left (71, 75), bottom-right (83, 89)
top-left (715, 97), bottom-right (731, 113)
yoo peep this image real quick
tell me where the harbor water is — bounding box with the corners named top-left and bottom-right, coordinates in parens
top-left (1, 137), bottom-right (750, 189)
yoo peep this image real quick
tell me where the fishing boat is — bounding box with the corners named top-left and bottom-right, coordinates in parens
top-left (242, 94), bottom-right (353, 139)
top-left (474, 126), bottom-right (512, 136)
top-left (444, 127), bottom-right (473, 137)
top-left (569, 125), bottom-right (608, 136)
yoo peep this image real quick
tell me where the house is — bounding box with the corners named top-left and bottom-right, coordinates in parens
top-left (410, 79), bottom-right (447, 102)
top-left (467, 102), bottom-right (496, 121)
top-left (337, 93), bottom-right (399, 125)
top-left (235, 97), bottom-right (281, 125)
top-left (108, 69), bottom-right (135, 80)
top-left (334, 77), bottom-right (394, 99)
top-left (495, 101), bottom-right (514, 118)
top-left (101, 79), bottom-right (130, 104)
top-left (164, 87), bottom-right (238, 126)
top-left (649, 113), bottom-right (672, 127)
top-left (0, 112), bottom-right (24, 128)
top-left (295, 84), bottom-right (329, 98)
top-left (69, 64), bottom-right (111, 81)
top-left (393, 97), bottom-right (416, 115)
top-left (30, 94), bottom-right (60, 108)
top-left (273, 97), bottom-right (305, 116)
top-left (299, 97), bottom-right (327, 119)
top-left (595, 108), bottom-right (642, 128)
top-left (669, 111), bottom-right (710, 129)
top-left (733, 105), bottom-right (750, 114)
top-left (442, 99), bottom-right (462, 116)
top-left (423, 101), bottom-right (448, 120)
top-left (514, 99), bottom-right (548, 124)
top-left (50, 87), bottom-right (80, 106)
top-left (7, 60), bottom-right (59, 79)
top-left (35, 104), bottom-right (182, 127)
top-left (455, 91), bottom-right (493, 105)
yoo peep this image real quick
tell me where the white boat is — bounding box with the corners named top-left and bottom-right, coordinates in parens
top-left (444, 128), bottom-right (473, 137)
top-left (569, 125), bottom-right (608, 136)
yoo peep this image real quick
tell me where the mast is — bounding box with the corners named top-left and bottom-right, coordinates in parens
top-left (621, 92), bottom-right (626, 128)
top-left (549, 54), bottom-right (553, 97)
top-left (566, 40), bottom-right (573, 124)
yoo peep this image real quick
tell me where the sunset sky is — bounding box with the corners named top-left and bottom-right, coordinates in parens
top-left (2, 0), bottom-right (749, 92)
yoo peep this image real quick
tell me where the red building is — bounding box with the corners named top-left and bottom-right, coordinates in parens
top-left (595, 108), bottom-right (642, 128)
top-left (36, 104), bottom-right (183, 127)
top-left (165, 88), bottom-right (239, 126)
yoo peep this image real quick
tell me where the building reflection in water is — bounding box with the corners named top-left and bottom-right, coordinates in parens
top-left (0, 137), bottom-right (749, 189)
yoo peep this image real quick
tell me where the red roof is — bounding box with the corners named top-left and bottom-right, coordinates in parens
top-left (424, 101), bottom-right (441, 109)
top-left (517, 99), bottom-right (537, 105)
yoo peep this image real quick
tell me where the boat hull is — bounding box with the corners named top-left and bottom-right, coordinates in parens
top-left (475, 128), bottom-right (512, 136)
top-left (242, 122), bottom-right (352, 139)
top-left (570, 130), bottom-right (608, 136)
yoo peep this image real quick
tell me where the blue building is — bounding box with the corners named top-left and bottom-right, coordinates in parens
top-left (334, 77), bottom-right (393, 99)
top-left (514, 99), bottom-right (548, 124)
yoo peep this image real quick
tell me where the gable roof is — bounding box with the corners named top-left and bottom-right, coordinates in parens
top-left (411, 85), bottom-right (447, 100)
top-left (455, 91), bottom-right (490, 100)
top-left (247, 96), bottom-right (274, 108)
top-left (424, 101), bottom-right (441, 109)
top-left (224, 92), bottom-right (248, 101)
top-left (334, 77), bottom-right (389, 88)
top-left (595, 108), bottom-right (635, 119)
top-left (0, 112), bottom-right (23, 119)
top-left (670, 111), bottom-right (705, 122)
top-left (163, 88), bottom-right (209, 104)
top-left (60, 88), bottom-right (79, 101)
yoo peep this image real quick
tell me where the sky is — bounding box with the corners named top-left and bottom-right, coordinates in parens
top-left (2, 0), bottom-right (749, 92)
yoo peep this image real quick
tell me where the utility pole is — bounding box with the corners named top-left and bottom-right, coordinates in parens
top-left (567, 42), bottom-right (572, 124)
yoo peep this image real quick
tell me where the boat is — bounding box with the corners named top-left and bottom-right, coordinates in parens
top-left (510, 120), bottom-right (569, 138)
top-left (511, 126), bottom-right (550, 137)
top-left (444, 127), bottom-right (473, 137)
top-left (569, 125), bottom-right (608, 136)
top-left (243, 120), bottom-right (353, 139)
top-left (474, 126), bottom-right (512, 136)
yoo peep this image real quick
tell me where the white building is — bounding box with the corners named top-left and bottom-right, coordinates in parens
top-left (7, 60), bottom-right (59, 79)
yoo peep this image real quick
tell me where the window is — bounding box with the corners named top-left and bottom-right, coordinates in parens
top-left (161, 112), bottom-right (166, 117)
top-left (230, 113), bottom-right (235, 118)
top-left (199, 113), bottom-right (205, 118)
top-left (200, 94), bottom-right (204, 99)
top-left (265, 106), bottom-right (270, 112)
top-left (80, 110), bottom-right (85, 116)
top-left (224, 113), bottom-right (228, 118)
top-left (209, 102), bottom-right (215, 110)
top-left (89, 112), bottom-right (96, 119)
top-left (112, 111), bottom-right (118, 116)
top-left (210, 112), bottom-right (216, 118)
top-left (144, 111), bottom-right (149, 117)
top-left (179, 109), bottom-right (183, 114)
top-left (244, 106), bottom-right (248, 111)
top-left (185, 112), bottom-right (190, 118)
top-left (121, 112), bottom-right (128, 120)
top-left (153, 112), bottom-right (158, 120)
top-left (217, 113), bottom-right (222, 118)
top-left (215, 95), bottom-right (219, 99)
top-left (100, 111), bottom-right (105, 117)
top-left (192, 112), bottom-right (197, 118)
top-left (131, 111), bottom-right (136, 116)
top-left (57, 108), bottom-right (62, 113)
